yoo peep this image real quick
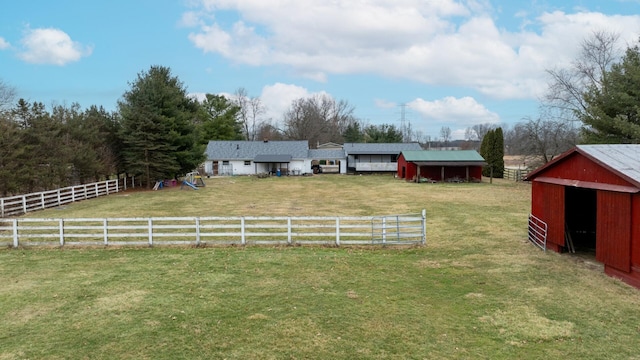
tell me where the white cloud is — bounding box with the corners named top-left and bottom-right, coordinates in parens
top-left (18, 27), bottom-right (93, 65)
top-left (374, 99), bottom-right (397, 109)
top-left (259, 82), bottom-right (316, 123)
top-left (0, 37), bottom-right (9, 50)
top-left (184, 1), bottom-right (640, 100)
top-left (408, 96), bottom-right (500, 125)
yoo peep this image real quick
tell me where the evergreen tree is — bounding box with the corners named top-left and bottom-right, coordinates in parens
top-left (479, 129), bottom-right (492, 177)
top-left (0, 115), bottom-right (23, 196)
top-left (581, 44), bottom-right (640, 143)
top-left (118, 66), bottom-right (204, 188)
top-left (480, 128), bottom-right (505, 178)
top-left (363, 124), bottom-right (403, 143)
top-left (343, 121), bottom-right (364, 142)
top-left (491, 127), bottom-right (505, 178)
top-left (196, 94), bottom-right (243, 143)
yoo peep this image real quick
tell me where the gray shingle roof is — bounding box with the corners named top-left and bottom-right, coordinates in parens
top-left (343, 142), bottom-right (423, 155)
top-left (205, 141), bottom-right (309, 160)
top-left (308, 149), bottom-right (346, 159)
top-left (254, 154), bottom-right (292, 163)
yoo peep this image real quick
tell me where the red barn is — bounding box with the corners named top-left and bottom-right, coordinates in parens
top-left (397, 150), bottom-right (485, 182)
top-left (525, 144), bottom-right (640, 288)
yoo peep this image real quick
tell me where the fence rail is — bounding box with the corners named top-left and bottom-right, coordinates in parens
top-left (503, 167), bottom-right (530, 181)
top-left (0, 178), bottom-right (135, 218)
top-left (0, 210), bottom-right (427, 248)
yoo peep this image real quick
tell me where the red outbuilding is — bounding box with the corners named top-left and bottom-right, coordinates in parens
top-left (397, 150), bottom-right (485, 182)
top-left (525, 144), bottom-right (640, 288)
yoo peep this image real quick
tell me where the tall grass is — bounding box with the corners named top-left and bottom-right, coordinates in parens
top-left (2, 175), bottom-right (640, 359)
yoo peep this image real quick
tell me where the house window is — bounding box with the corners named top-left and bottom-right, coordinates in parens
top-left (390, 154), bottom-right (398, 163)
top-left (222, 161), bottom-right (229, 165)
top-left (244, 161), bottom-right (251, 166)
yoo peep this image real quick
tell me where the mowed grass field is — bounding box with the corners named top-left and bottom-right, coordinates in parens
top-left (2, 175), bottom-right (640, 359)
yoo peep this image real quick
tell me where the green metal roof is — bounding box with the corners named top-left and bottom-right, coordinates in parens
top-left (401, 150), bottom-right (485, 162)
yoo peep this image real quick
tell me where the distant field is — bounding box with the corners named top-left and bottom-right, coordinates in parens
top-left (2, 175), bottom-right (640, 359)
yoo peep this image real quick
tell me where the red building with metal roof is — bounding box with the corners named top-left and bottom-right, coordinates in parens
top-left (525, 144), bottom-right (640, 288)
top-left (397, 150), bottom-right (486, 182)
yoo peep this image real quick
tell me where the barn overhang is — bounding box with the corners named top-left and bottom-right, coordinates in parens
top-left (533, 176), bottom-right (640, 193)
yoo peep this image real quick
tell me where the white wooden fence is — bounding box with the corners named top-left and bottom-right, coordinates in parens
top-left (0, 210), bottom-right (426, 248)
top-left (0, 178), bottom-right (134, 217)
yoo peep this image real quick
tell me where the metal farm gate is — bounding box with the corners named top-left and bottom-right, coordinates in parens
top-left (371, 210), bottom-right (426, 245)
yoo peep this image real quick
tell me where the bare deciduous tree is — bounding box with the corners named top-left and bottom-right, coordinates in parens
top-left (234, 87), bottom-right (266, 141)
top-left (282, 95), bottom-right (355, 146)
top-left (510, 116), bottom-right (579, 165)
top-left (545, 30), bottom-right (621, 121)
top-left (467, 123), bottom-right (497, 143)
top-left (439, 126), bottom-right (451, 145)
top-left (0, 79), bottom-right (17, 115)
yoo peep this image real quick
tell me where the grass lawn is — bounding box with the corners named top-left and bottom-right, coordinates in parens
top-left (2, 175), bottom-right (640, 359)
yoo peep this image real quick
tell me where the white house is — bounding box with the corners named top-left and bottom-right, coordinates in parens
top-left (204, 140), bottom-right (311, 176)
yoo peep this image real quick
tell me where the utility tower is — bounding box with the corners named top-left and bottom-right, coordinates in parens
top-left (399, 103), bottom-right (410, 142)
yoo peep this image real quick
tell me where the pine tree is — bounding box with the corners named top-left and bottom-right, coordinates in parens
top-left (118, 66), bottom-right (204, 188)
top-left (480, 129), bottom-right (493, 177)
top-left (480, 128), bottom-right (504, 178)
top-left (492, 127), bottom-right (505, 178)
top-left (581, 44), bottom-right (640, 143)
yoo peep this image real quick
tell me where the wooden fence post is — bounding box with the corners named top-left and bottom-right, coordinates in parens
top-left (103, 219), bottom-right (108, 245)
top-left (195, 218), bottom-right (201, 246)
top-left (12, 219), bottom-right (18, 247)
top-left (59, 219), bottom-right (64, 246)
top-left (148, 219), bottom-right (153, 246)
top-left (336, 218), bottom-right (340, 246)
top-left (241, 217), bottom-right (246, 245)
top-left (287, 218), bottom-right (292, 245)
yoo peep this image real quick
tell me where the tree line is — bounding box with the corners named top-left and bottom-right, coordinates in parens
top-left (0, 66), bottom-right (403, 195)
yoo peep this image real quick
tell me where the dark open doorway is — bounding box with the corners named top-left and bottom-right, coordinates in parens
top-left (565, 186), bottom-right (597, 254)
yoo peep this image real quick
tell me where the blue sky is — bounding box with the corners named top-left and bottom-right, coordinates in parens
top-left (1, 0), bottom-right (639, 140)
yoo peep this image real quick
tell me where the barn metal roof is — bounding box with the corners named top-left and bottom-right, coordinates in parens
top-left (343, 142), bottom-right (423, 155)
top-left (525, 144), bottom-right (640, 188)
top-left (401, 150), bottom-right (485, 163)
top-left (577, 144), bottom-right (640, 186)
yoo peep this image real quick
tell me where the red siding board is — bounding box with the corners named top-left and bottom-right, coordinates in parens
top-left (531, 181), bottom-right (565, 248)
top-left (632, 195), bottom-right (640, 267)
top-left (538, 153), bottom-right (635, 188)
top-left (597, 191), bottom-right (631, 272)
